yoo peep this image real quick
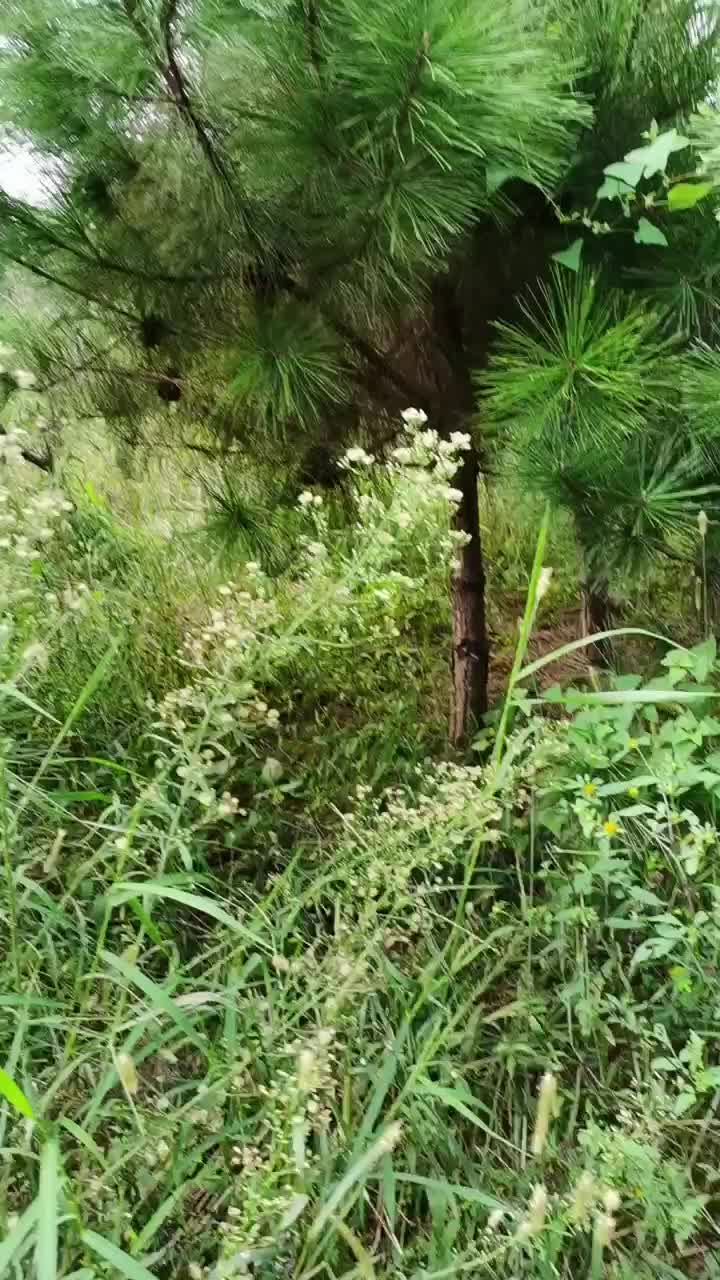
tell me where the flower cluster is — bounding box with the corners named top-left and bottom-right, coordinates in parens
top-left (142, 412), bottom-right (480, 843)
top-left (308, 758), bottom-right (505, 933)
top-left (0, 344), bottom-right (37, 389)
top-left (0, 448), bottom-right (87, 680)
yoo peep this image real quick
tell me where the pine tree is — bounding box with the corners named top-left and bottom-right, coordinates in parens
top-left (1, 0), bottom-right (719, 738)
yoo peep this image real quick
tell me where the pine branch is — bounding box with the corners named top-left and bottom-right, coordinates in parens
top-left (249, 262), bottom-right (430, 405)
top-left (1, 191), bottom-right (219, 285)
top-left (305, 0), bottom-right (323, 77)
top-left (0, 424), bottom-right (53, 473)
top-left (119, 0), bottom-right (232, 191)
top-left (0, 249), bottom-right (142, 325)
top-left (159, 0), bottom-right (233, 190)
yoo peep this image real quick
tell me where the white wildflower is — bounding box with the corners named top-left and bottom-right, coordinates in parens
top-left (537, 567), bottom-right (553, 601)
top-left (261, 756), bottom-right (284, 785)
top-left (343, 446), bottom-right (374, 466)
top-left (400, 407), bottom-right (428, 427)
top-left (449, 431), bottom-right (472, 450)
top-left (298, 490), bottom-right (314, 507)
top-left (443, 487), bottom-right (464, 504)
top-left (531, 1071), bottom-right (558, 1155)
top-left (297, 1048), bottom-right (317, 1091)
top-left (116, 1052), bottom-right (139, 1096)
top-left (593, 1213), bottom-right (616, 1249)
top-left (392, 446), bottom-right (414, 464)
top-left (523, 1185), bottom-right (548, 1237)
top-left (13, 369), bottom-right (36, 389)
top-left (571, 1171), bottom-right (595, 1221)
top-left (21, 643), bottom-right (48, 670)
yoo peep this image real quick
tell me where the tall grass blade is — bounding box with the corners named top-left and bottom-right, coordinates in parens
top-left (309, 1125), bottom-right (402, 1240)
top-left (491, 503), bottom-right (550, 769)
top-left (0, 1066), bottom-right (34, 1119)
top-left (81, 1231), bottom-right (160, 1280)
top-left (100, 950), bottom-right (208, 1053)
top-left (0, 1200), bottom-right (39, 1278)
top-left (36, 1138), bottom-right (59, 1280)
top-left (517, 626), bottom-right (671, 680)
top-left (542, 687), bottom-right (720, 706)
top-left (107, 883), bottom-right (270, 951)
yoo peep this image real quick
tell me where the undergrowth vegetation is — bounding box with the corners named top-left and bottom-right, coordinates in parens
top-left (1, 413), bottom-right (720, 1280)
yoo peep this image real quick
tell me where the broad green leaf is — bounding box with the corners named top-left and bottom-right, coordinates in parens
top-left (81, 1231), bottom-right (160, 1280)
top-left (631, 937), bottom-right (677, 967)
top-left (36, 1139), bottom-right (59, 1280)
top-left (0, 1067), bottom-right (34, 1118)
top-left (673, 1090), bottom-right (697, 1117)
top-left (551, 238), bottom-right (583, 271)
top-left (629, 887), bottom-right (664, 906)
top-left (663, 636), bottom-right (716, 681)
top-left (668, 181), bottom-right (713, 211)
top-left (604, 159), bottom-right (645, 189)
top-left (596, 174), bottom-right (631, 200)
top-left (635, 217), bottom-right (668, 246)
top-left (597, 775), bottom-right (657, 796)
top-left (624, 129), bottom-right (691, 178)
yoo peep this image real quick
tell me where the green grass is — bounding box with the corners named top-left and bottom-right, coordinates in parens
top-left (2, 424), bottom-right (720, 1279)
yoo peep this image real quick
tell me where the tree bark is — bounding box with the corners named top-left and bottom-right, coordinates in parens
top-left (450, 445), bottom-right (489, 745)
top-left (580, 577), bottom-right (613, 666)
top-left (429, 273), bottom-right (490, 747)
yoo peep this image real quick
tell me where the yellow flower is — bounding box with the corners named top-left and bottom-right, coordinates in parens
top-left (602, 820), bottom-right (619, 838)
top-left (627, 786), bottom-right (639, 799)
top-left (583, 782), bottom-right (597, 797)
top-left (628, 738), bottom-right (639, 750)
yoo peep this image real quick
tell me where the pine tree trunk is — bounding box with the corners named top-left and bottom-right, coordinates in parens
top-left (429, 273), bottom-right (490, 746)
top-left (580, 577), bottom-right (613, 666)
top-left (450, 445), bottom-right (489, 745)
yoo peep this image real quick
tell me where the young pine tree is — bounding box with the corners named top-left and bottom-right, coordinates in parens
top-left (1, 0), bottom-right (719, 738)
